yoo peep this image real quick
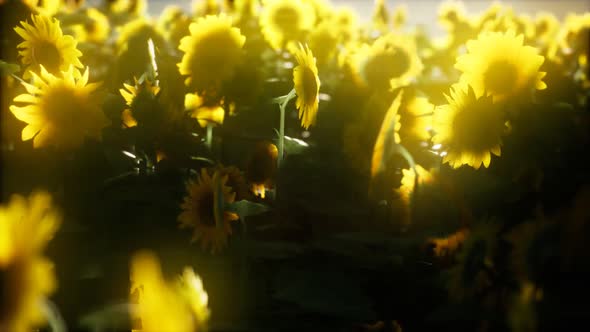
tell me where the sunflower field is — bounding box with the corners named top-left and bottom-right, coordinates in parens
top-left (1, 0), bottom-right (589, 331)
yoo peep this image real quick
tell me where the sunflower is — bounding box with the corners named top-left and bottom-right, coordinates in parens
top-left (10, 66), bottom-right (108, 149)
top-left (333, 7), bottom-right (358, 44)
top-left (246, 141), bottom-right (278, 198)
top-left (14, 14), bottom-right (83, 79)
top-left (72, 8), bottom-right (110, 43)
top-left (116, 19), bottom-right (165, 55)
top-left (308, 21), bottom-right (339, 66)
top-left (259, 0), bottom-right (315, 51)
top-left (156, 6), bottom-right (191, 47)
top-left (184, 92), bottom-right (225, 127)
top-left (353, 33), bottom-right (423, 91)
top-left (207, 165), bottom-right (250, 201)
top-left (22, 0), bottom-right (60, 16)
top-left (192, 0), bottom-right (221, 17)
top-left (0, 191), bottom-right (60, 332)
top-left (391, 4), bottom-right (407, 30)
top-left (178, 14), bottom-right (245, 96)
top-left (371, 0), bottom-right (389, 33)
top-left (455, 30), bottom-right (546, 102)
top-left (292, 43), bottom-right (320, 129)
top-left (533, 12), bottom-right (559, 49)
top-left (130, 251), bottom-right (209, 332)
top-left (178, 169), bottom-right (239, 253)
top-left (109, 0), bottom-right (147, 16)
top-left (119, 77), bottom-right (161, 128)
top-left (396, 91), bottom-right (434, 144)
top-left (432, 83), bottom-right (506, 169)
top-left (397, 165), bottom-right (435, 206)
top-left (428, 228), bottom-right (470, 260)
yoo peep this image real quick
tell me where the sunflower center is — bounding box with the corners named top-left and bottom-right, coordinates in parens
top-left (85, 20), bottom-right (98, 34)
top-left (33, 40), bottom-right (62, 74)
top-left (273, 6), bottom-right (300, 35)
top-left (451, 98), bottom-right (502, 152)
top-left (197, 191), bottom-right (216, 227)
top-left (301, 67), bottom-right (318, 106)
top-left (43, 86), bottom-right (86, 128)
top-left (483, 60), bottom-right (518, 95)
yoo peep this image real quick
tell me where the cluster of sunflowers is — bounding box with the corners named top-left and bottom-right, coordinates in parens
top-left (1, 0), bottom-right (589, 331)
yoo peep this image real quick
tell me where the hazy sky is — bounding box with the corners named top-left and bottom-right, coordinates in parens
top-left (144, 0), bottom-right (589, 37)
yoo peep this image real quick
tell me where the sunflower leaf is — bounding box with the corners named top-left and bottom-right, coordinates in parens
top-left (0, 61), bottom-right (20, 76)
top-left (226, 200), bottom-right (271, 219)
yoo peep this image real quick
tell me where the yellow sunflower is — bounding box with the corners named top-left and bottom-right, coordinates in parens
top-left (178, 169), bottom-right (239, 253)
top-left (0, 191), bottom-right (61, 332)
top-left (391, 4), bottom-right (407, 30)
top-left (533, 12), bottom-right (559, 48)
top-left (119, 77), bottom-right (161, 128)
top-left (15, 14), bottom-right (83, 79)
top-left (353, 33), bottom-right (423, 91)
top-left (72, 8), bottom-right (110, 43)
top-left (184, 92), bottom-right (226, 127)
top-left (246, 141), bottom-right (278, 199)
top-left (130, 251), bottom-right (209, 332)
top-left (308, 21), bottom-right (339, 66)
top-left (432, 83), bottom-right (506, 169)
top-left (333, 7), bottom-right (358, 44)
top-left (156, 6), bottom-right (191, 47)
top-left (178, 14), bottom-right (246, 95)
top-left (116, 19), bottom-right (165, 55)
top-left (109, 0), bottom-right (147, 16)
top-left (455, 30), bottom-right (546, 102)
top-left (259, 0), bottom-right (315, 51)
top-left (292, 43), bottom-right (320, 129)
top-left (10, 66), bottom-right (108, 149)
top-left (397, 165), bottom-right (435, 207)
top-left (22, 0), bottom-right (60, 16)
top-left (396, 92), bottom-right (434, 144)
top-left (192, 0), bottom-right (221, 17)
top-left (371, 0), bottom-right (389, 33)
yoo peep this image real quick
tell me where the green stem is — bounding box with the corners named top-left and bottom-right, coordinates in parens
top-left (277, 89), bottom-right (296, 168)
top-left (206, 124), bottom-right (213, 150)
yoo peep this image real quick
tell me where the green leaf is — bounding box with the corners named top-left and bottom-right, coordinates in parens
top-left (226, 200), bottom-right (271, 219)
top-left (0, 61), bottom-right (20, 76)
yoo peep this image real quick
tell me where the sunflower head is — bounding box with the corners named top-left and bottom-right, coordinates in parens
top-left (292, 43), bottom-right (320, 129)
top-left (371, 0), bottom-right (390, 33)
top-left (15, 14), bottom-right (83, 79)
top-left (192, 0), bottom-right (221, 17)
top-left (184, 92), bottom-right (226, 128)
top-left (259, 0), bottom-right (315, 51)
top-left (156, 6), bottom-right (191, 46)
top-left (455, 30), bottom-right (546, 102)
top-left (207, 165), bottom-right (250, 201)
top-left (178, 14), bottom-right (246, 95)
top-left (130, 251), bottom-right (209, 332)
top-left (109, 0), bottom-right (147, 16)
top-left (246, 141), bottom-right (278, 198)
top-left (10, 66), bottom-right (109, 149)
top-left (72, 8), bottom-right (110, 43)
top-left (353, 33), bottom-right (423, 91)
top-left (432, 83), bottom-right (506, 169)
top-left (308, 21), bottom-right (339, 66)
top-left (333, 7), bottom-right (358, 44)
top-left (391, 4), bottom-right (407, 30)
top-left (119, 77), bottom-right (161, 128)
top-left (22, 0), bottom-right (60, 16)
top-left (533, 12), bottom-right (559, 47)
top-left (178, 169), bottom-right (239, 253)
top-left (0, 191), bottom-right (60, 332)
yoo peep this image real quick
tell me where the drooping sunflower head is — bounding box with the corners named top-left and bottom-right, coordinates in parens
top-left (178, 169), bottom-right (239, 253)
top-left (71, 8), bottom-right (110, 44)
top-left (354, 33), bottom-right (423, 91)
top-left (292, 43), bottom-right (320, 130)
top-left (119, 77), bottom-right (161, 128)
top-left (259, 0), bottom-right (315, 51)
top-left (455, 30), bottom-right (547, 102)
top-left (130, 251), bottom-right (209, 332)
top-left (0, 191), bottom-right (60, 332)
top-left (178, 14), bottom-right (246, 95)
top-left (432, 83), bottom-right (506, 169)
top-left (10, 66), bottom-right (109, 149)
top-left (15, 14), bottom-right (83, 79)
top-left (246, 141), bottom-right (278, 198)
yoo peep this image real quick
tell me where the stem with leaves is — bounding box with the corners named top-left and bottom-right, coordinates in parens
top-left (273, 88), bottom-right (296, 168)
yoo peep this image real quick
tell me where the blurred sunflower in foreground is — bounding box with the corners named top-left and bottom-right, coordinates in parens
top-left (0, 191), bottom-right (61, 332)
top-left (178, 169), bottom-right (239, 253)
top-left (15, 13), bottom-right (83, 79)
top-left (130, 251), bottom-right (209, 332)
top-left (432, 83), bottom-right (506, 169)
top-left (292, 43), bottom-right (320, 129)
top-left (259, 0), bottom-right (315, 51)
top-left (10, 66), bottom-right (109, 149)
top-left (455, 30), bottom-right (546, 101)
top-left (178, 14), bottom-right (246, 96)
